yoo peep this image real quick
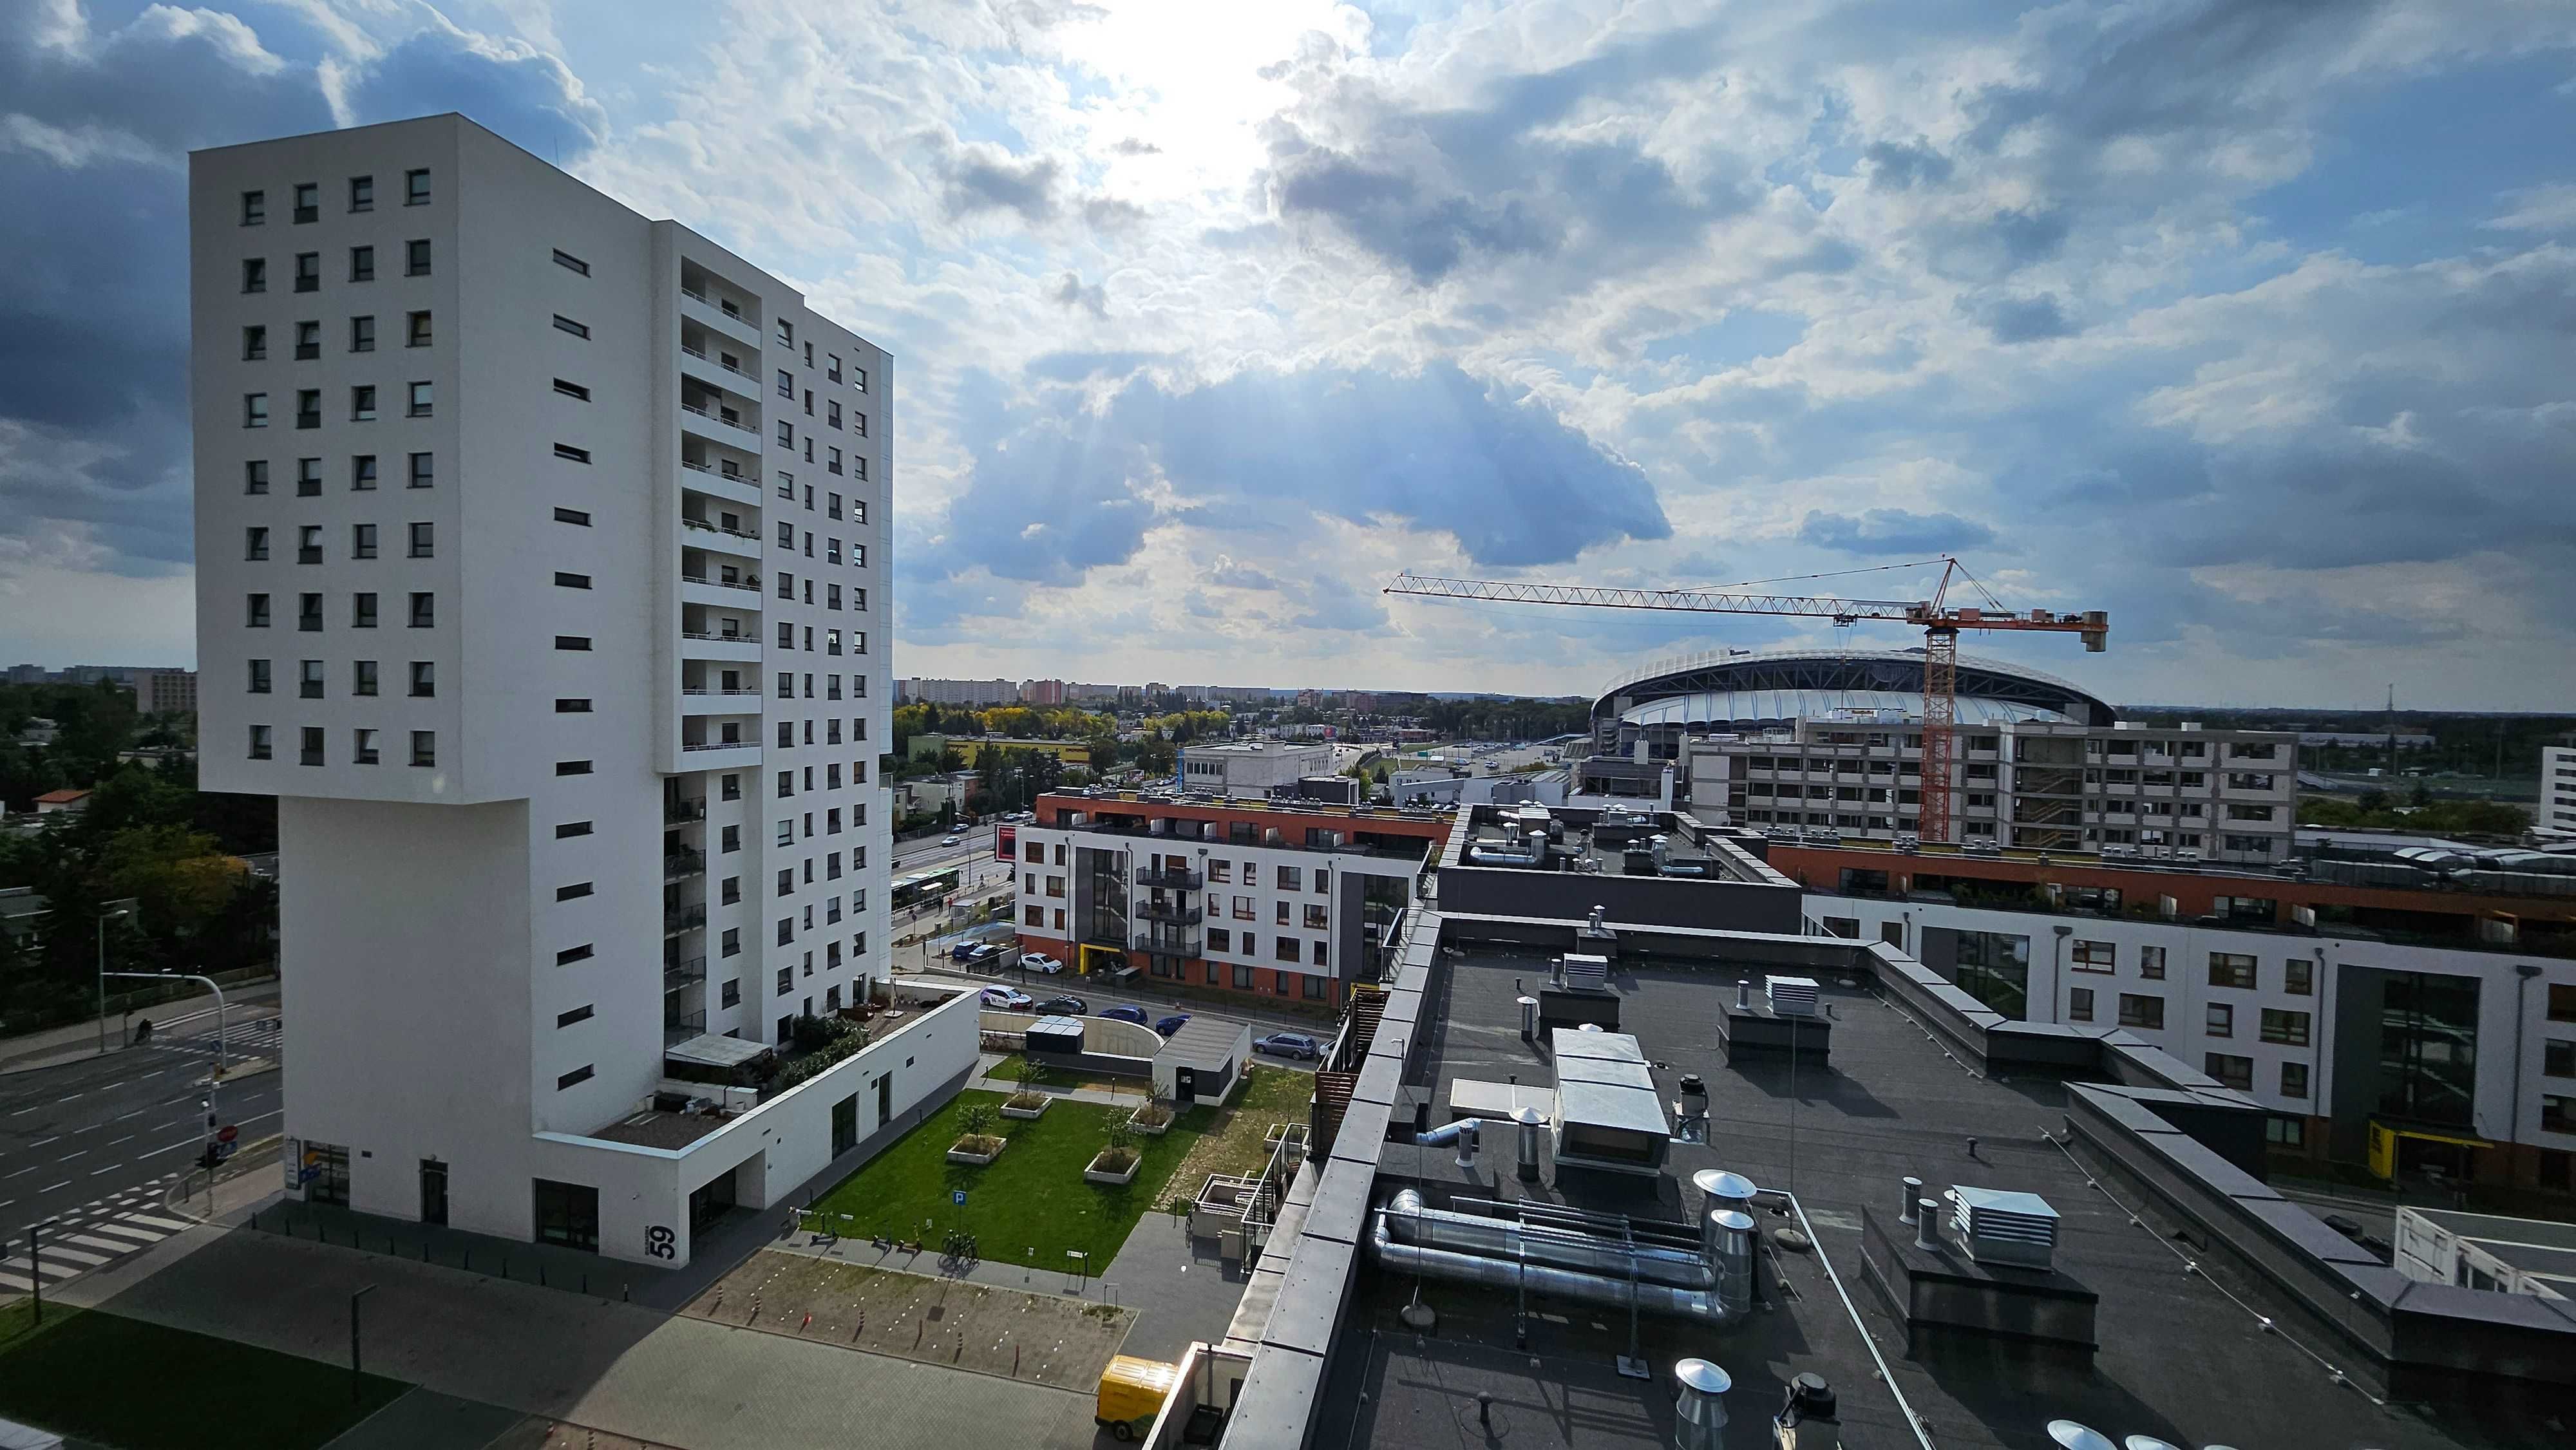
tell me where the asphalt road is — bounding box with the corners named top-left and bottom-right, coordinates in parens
top-left (0, 1008), bottom-right (283, 1248)
top-left (891, 820), bottom-right (1005, 877)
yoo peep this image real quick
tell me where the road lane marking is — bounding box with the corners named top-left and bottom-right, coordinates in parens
top-left (40, 1181), bottom-right (68, 1192)
top-left (55, 1151), bottom-right (82, 1163)
top-left (28, 1137), bottom-right (56, 1148)
top-left (87, 1166), bottom-right (116, 1176)
top-left (3, 1168), bottom-right (32, 1180)
top-left (115, 1108), bottom-right (146, 1121)
top-left (136, 1142), bottom-right (189, 1160)
top-left (6, 1108), bottom-right (36, 1117)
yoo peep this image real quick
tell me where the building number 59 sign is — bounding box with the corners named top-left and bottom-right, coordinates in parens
top-left (645, 1225), bottom-right (676, 1259)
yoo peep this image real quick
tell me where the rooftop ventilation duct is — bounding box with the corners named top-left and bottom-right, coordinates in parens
top-left (1765, 975), bottom-right (1819, 1016)
top-left (1949, 1185), bottom-right (2059, 1269)
top-left (1672, 1359), bottom-right (1730, 1450)
top-left (1560, 954), bottom-right (1611, 992)
top-left (1368, 1190), bottom-right (1749, 1324)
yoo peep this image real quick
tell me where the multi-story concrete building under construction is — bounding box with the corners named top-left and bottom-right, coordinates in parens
top-left (190, 115), bottom-right (970, 1267)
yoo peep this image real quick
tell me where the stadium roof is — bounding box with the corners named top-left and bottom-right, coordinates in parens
top-left (1593, 646), bottom-right (2114, 730)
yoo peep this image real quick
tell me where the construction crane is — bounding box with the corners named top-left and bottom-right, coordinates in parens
top-left (1383, 559), bottom-right (2108, 846)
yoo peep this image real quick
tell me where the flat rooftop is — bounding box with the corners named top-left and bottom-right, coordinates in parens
top-left (1314, 946), bottom-right (2533, 1450)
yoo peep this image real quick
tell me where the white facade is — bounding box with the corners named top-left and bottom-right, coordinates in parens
top-left (1692, 719), bottom-right (2298, 863)
top-left (1180, 742), bottom-right (1332, 798)
top-left (1808, 892), bottom-right (2576, 1165)
top-left (193, 115), bottom-right (909, 1265)
top-left (2544, 747), bottom-right (2576, 835)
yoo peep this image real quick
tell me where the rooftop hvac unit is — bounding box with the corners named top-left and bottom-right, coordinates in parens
top-left (1947, 1185), bottom-right (2058, 1269)
top-left (1560, 954), bottom-right (1610, 992)
top-left (1765, 975), bottom-right (1819, 1017)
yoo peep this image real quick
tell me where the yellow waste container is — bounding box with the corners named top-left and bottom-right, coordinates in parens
top-left (1095, 1355), bottom-right (1180, 1442)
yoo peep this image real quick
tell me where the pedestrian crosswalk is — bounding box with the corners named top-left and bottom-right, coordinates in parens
top-left (155, 1016), bottom-right (284, 1060)
top-left (0, 1176), bottom-right (194, 1295)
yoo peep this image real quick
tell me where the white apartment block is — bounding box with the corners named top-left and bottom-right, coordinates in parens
top-left (190, 115), bottom-right (967, 1268)
top-left (1806, 894), bottom-right (2576, 1189)
top-left (1690, 720), bottom-right (2298, 864)
top-left (2544, 746), bottom-right (2576, 836)
top-left (1179, 741), bottom-right (1334, 798)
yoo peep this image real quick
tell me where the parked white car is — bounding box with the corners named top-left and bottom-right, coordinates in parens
top-left (979, 986), bottom-right (1033, 1010)
top-left (1020, 953), bottom-right (1066, 975)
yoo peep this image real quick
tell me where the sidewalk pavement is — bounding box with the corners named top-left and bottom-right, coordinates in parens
top-left (0, 978), bottom-right (281, 1076)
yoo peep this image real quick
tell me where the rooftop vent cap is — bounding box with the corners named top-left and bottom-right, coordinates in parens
top-left (1949, 1185), bottom-right (2060, 1270)
top-left (1765, 975), bottom-right (1820, 1017)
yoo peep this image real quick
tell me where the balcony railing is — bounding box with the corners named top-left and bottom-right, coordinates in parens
top-left (664, 956), bottom-right (707, 992)
top-left (1137, 865), bottom-right (1204, 890)
top-left (679, 629), bottom-right (750, 643)
top-left (681, 740), bottom-right (751, 753)
top-left (1135, 901), bottom-right (1203, 925)
top-left (680, 686), bottom-right (762, 698)
top-left (1140, 932), bottom-right (1202, 957)
top-left (665, 797), bottom-right (706, 822)
top-left (681, 572), bottom-right (761, 592)
top-left (663, 906), bottom-right (707, 936)
top-left (664, 1010), bottom-right (707, 1046)
top-left (665, 847), bottom-right (706, 880)
top-left (682, 518), bottom-right (764, 541)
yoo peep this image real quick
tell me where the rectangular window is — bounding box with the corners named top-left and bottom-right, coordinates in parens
top-left (352, 592), bottom-right (377, 627)
top-left (350, 245), bottom-right (374, 281)
top-left (407, 310), bottom-right (432, 347)
top-left (406, 238), bottom-right (431, 276)
top-left (552, 248), bottom-right (589, 276)
top-left (352, 660), bottom-right (377, 695)
top-left (298, 659), bottom-right (323, 699)
top-left (555, 1005), bottom-right (592, 1028)
top-left (2117, 993), bottom-right (2164, 1030)
top-left (556, 820), bottom-right (594, 839)
top-left (553, 378), bottom-right (589, 401)
top-left (353, 728), bottom-right (379, 765)
top-left (294, 252), bottom-right (319, 292)
top-left (243, 392), bottom-right (269, 428)
top-left (2208, 953), bottom-right (2257, 991)
top-left (409, 452), bottom-right (433, 488)
top-left (554, 443), bottom-right (590, 464)
top-left (2070, 940), bottom-right (2114, 973)
top-left (558, 944), bottom-right (596, 966)
top-left (408, 592), bottom-right (434, 628)
top-left (408, 381), bottom-right (432, 417)
top-left (2259, 1008), bottom-right (2311, 1047)
top-left (350, 384), bottom-right (377, 420)
top-left (244, 460), bottom-right (269, 494)
top-left (344, 314), bottom-right (373, 353)
top-left (405, 169), bottom-right (431, 205)
top-left (248, 724), bottom-right (272, 760)
top-left (244, 527), bottom-right (269, 561)
top-left (408, 521), bottom-right (433, 558)
top-left (243, 258), bottom-right (267, 294)
top-left (247, 659), bottom-right (271, 694)
top-left (555, 883), bottom-right (593, 901)
top-left (2284, 957), bottom-right (2313, 996)
top-left (2205, 1003), bottom-right (2233, 1037)
top-left (351, 454), bottom-right (377, 490)
top-left (2138, 945), bottom-right (2166, 980)
top-left (553, 507), bottom-right (589, 525)
top-left (410, 731), bottom-right (436, 767)
top-left (552, 315), bottom-right (589, 339)
top-left (299, 727), bottom-right (324, 766)
top-left (554, 698), bottom-right (591, 713)
top-left (241, 190), bottom-right (265, 225)
top-left (296, 390), bottom-right (321, 428)
top-left (293, 182), bottom-right (318, 222)
top-left (2547, 1097), bottom-right (2576, 1135)
top-left (242, 324), bottom-right (267, 360)
top-left (348, 174), bottom-right (373, 212)
top-left (555, 1066), bottom-right (593, 1091)
top-left (298, 592), bottom-right (323, 631)
top-left (554, 572), bottom-right (591, 590)
top-left (408, 661), bottom-right (435, 697)
top-left (2266, 1114), bottom-right (2306, 1148)
top-left (2204, 1053), bottom-right (2254, 1091)
top-left (556, 760), bottom-right (593, 777)
top-left (2069, 987), bottom-right (2095, 1022)
top-left (2548, 1039), bottom-right (2576, 1078)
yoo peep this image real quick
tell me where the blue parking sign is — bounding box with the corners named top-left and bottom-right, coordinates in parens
top-left (952, 1190), bottom-right (967, 1207)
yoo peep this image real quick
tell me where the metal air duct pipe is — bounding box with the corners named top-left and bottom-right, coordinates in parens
top-left (1413, 1118), bottom-right (1483, 1170)
top-left (1379, 1189), bottom-right (1716, 1289)
top-left (1368, 1198), bottom-right (1743, 1323)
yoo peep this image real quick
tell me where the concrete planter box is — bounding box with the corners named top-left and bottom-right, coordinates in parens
top-left (1001, 1094), bottom-right (1051, 1120)
top-left (1128, 1111), bottom-right (1173, 1137)
top-left (947, 1136), bottom-right (1005, 1165)
top-left (1085, 1151), bottom-right (1142, 1187)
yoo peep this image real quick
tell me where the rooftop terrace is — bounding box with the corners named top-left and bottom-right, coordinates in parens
top-left (1309, 945), bottom-right (2544, 1450)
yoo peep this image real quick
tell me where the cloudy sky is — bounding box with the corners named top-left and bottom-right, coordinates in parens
top-left (4, 0), bottom-right (2574, 708)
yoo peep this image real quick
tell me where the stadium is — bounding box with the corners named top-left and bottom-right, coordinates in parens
top-left (1587, 646), bottom-right (2115, 758)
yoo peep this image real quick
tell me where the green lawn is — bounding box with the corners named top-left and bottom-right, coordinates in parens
top-left (811, 1089), bottom-right (1209, 1270)
top-left (0, 1302), bottom-right (406, 1449)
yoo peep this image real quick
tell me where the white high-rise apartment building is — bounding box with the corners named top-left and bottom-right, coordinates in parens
top-left (189, 115), bottom-right (963, 1266)
top-left (2544, 746), bottom-right (2576, 836)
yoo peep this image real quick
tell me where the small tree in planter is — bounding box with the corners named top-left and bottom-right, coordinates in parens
top-left (1004, 1059), bottom-right (1051, 1116)
top-left (1130, 1080), bottom-right (1175, 1133)
top-left (1088, 1115), bottom-right (1141, 1185)
top-left (950, 1102), bottom-right (1006, 1162)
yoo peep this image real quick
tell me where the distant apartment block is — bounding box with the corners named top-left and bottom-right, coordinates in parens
top-left (129, 668), bottom-right (199, 716)
top-left (1011, 793), bottom-right (1443, 1007)
top-left (190, 115), bottom-right (954, 1267)
top-left (2545, 746), bottom-right (2576, 835)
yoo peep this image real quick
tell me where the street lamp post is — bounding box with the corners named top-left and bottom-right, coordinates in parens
top-left (95, 905), bottom-right (132, 1053)
top-left (106, 970), bottom-right (227, 1161)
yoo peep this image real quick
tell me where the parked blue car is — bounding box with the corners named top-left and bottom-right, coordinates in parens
top-left (1099, 1004), bottom-right (1150, 1028)
top-left (1153, 1013), bottom-right (1191, 1037)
